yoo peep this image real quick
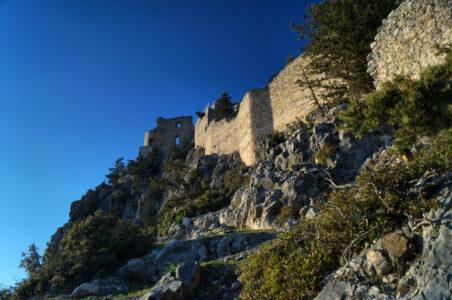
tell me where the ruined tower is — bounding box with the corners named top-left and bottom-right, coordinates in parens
top-left (140, 116), bottom-right (194, 158)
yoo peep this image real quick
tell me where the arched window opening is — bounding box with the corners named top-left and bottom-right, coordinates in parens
top-left (176, 122), bottom-right (182, 128)
top-left (175, 136), bottom-right (181, 146)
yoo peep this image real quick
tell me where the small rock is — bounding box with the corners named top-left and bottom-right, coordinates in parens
top-left (231, 281), bottom-right (241, 291)
top-left (305, 207), bottom-right (319, 219)
top-left (181, 217), bottom-right (192, 226)
top-left (381, 232), bottom-right (410, 263)
top-left (367, 249), bottom-right (393, 276)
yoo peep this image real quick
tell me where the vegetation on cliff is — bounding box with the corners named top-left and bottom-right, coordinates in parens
top-left (14, 213), bottom-right (152, 299)
top-left (239, 129), bottom-right (450, 299)
top-left (238, 39), bottom-right (452, 300)
top-left (341, 51), bottom-right (452, 152)
top-left (293, 0), bottom-right (398, 101)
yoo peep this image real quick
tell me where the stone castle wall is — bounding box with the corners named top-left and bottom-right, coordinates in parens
top-left (140, 116), bottom-right (194, 159)
top-left (195, 55), bottom-right (328, 165)
top-left (367, 0), bottom-right (452, 87)
top-left (195, 90), bottom-right (265, 165)
top-left (196, 0), bottom-right (451, 165)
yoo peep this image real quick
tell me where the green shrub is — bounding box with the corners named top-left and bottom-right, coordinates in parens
top-left (166, 264), bottom-right (177, 274)
top-left (341, 51), bottom-right (452, 152)
top-left (157, 187), bottom-right (231, 237)
top-left (276, 204), bottom-right (298, 225)
top-left (224, 166), bottom-right (249, 191)
top-left (315, 142), bottom-right (338, 165)
top-left (293, 0), bottom-right (398, 101)
top-left (195, 188), bottom-right (229, 214)
top-left (0, 286), bottom-right (13, 300)
top-left (36, 212), bottom-right (152, 292)
top-left (113, 287), bottom-right (153, 300)
top-left (239, 131), bottom-right (450, 299)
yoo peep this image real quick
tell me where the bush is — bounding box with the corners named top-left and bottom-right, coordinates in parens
top-left (341, 51), bottom-right (452, 152)
top-left (293, 0), bottom-right (398, 101)
top-left (315, 142), bottom-right (337, 165)
top-left (239, 131), bottom-right (450, 299)
top-left (224, 166), bottom-right (249, 191)
top-left (156, 187), bottom-right (230, 237)
top-left (276, 204), bottom-right (298, 225)
top-left (36, 212), bottom-right (152, 293)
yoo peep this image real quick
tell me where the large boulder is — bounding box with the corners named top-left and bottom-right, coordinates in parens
top-left (140, 261), bottom-right (201, 300)
top-left (119, 240), bottom-right (206, 284)
top-left (71, 277), bottom-right (128, 298)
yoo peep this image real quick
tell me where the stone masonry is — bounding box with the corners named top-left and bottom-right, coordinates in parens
top-left (140, 116), bottom-right (194, 159)
top-left (195, 0), bottom-right (451, 166)
top-left (195, 55), bottom-right (329, 166)
top-left (367, 0), bottom-right (452, 88)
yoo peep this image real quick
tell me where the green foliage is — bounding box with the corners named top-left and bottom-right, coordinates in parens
top-left (213, 92), bottom-right (234, 119)
top-left (156, 187), bottom-right (230, 237)
top-left (315, 142), bottom-right (337, 165)
top-left (276, 204), bottom-right (298, 225)
top-left (106, 158), bottom-right (126, 186)
top-left (293, 0), bottom-right (398, 101)
top-left (113, 287), bottom-right (153, 300)
top-left (127, 150), bottom-right (160, 180)
top-left (195, 111), bottom-right (205, 119)
top-left (341, 52), bottom-right (452, 152)
top-left (239, 131), bottom-right (450, 299)
top-left (0, 285), bottom-right (13, 300)
top-left (224, 166), bottom-right (249, 191)
top-left (166, 264), bottom-right (177, 274)
top-left (26, 212), bottom-right (152, 296)
top-left (19, 243), bottom-right (42, 278)
top-left (157, 160), bottom-right (248, 237)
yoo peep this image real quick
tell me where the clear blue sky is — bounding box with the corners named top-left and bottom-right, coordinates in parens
top-left (0, 0), bottom-right (312, 285)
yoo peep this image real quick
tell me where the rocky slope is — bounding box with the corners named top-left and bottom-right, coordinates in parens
top-left (28, 99), bottom-right (449, 300)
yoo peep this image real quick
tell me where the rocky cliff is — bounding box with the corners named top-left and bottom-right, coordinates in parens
top-left (7, 0), bottom-right (451, 299)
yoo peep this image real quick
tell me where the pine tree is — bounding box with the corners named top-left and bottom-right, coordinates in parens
top-left (292, 0), bottom-right (398, 101)
top-left (214, 92), bottom-right (233, 119)
top-left (19, 243), bottom-right (41, 278)
top-left (106, 157), bottom-right (126, 185)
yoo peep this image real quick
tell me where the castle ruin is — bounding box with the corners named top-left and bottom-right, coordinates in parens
top-left (140, 116), bottom-right (194, 159)
top-left (140, 0), bottom-right (450, 166)
top-left (195, 55), bottom-right (329, 165)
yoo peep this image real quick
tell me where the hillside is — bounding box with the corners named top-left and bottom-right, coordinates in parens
top-left (2, 0), bottom-right (451, 299)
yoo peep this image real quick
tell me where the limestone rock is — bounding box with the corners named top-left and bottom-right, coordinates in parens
top-left (367, 249), bottom-right (393, 276)
top-left (71, 277), bottom-right (128, 298)
top-left (381, 232), bottom-right (410, 263)
top-left (140, 261), bottom-right (201, 300)
top-left (316, 185), bottom-right (452, 300)
top-left (71, 282), bottom-right (100, 298)
top-left (119, 240), bottom-right (206, 284)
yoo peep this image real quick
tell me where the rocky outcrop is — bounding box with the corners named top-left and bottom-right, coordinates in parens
top-left (315, 182), bottom-right (452, 300)
top-left (140, 261), bottom-right (201, 300)
top-left (70, 231), bottom-right (275, 298)
top-left (218, 105), bottom-right (387, 230)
